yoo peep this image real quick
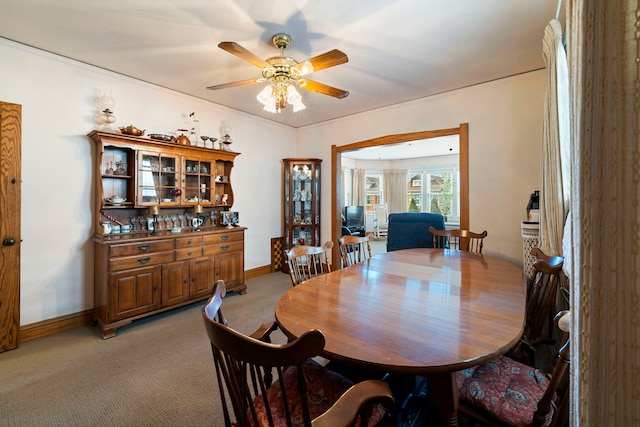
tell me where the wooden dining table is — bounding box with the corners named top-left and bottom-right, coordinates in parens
top-left (275, 248), bottom-right (526, 427)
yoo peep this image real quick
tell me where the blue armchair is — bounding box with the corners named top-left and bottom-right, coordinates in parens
top-left (386, 213), bottom-right (446, 252)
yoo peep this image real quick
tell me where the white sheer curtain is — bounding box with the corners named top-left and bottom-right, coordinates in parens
top-left (567, 1), bottom-right (640, 425)
top-left (383, 169), bottom-right (407, 213)
top-left (539, 19), bottom-right (571, 257)
top-left (352, 168), bottom-right (366, 206)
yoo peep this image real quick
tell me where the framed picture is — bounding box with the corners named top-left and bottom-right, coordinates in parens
top-left (220, 211), bottom-right (239, 227)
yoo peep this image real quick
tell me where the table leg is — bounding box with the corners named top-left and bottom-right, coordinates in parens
top-left (426, 372), bottom-right (458, 427)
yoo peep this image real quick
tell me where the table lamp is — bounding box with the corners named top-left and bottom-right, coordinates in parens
top-left (193, 204), bottom-right (204, 231)
top-left (148, 205), bottom-right (160, 235)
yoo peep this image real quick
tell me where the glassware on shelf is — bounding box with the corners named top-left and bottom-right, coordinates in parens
top-left (105, 161), bottom-right (114, 175)
top-left (114, 160), bottom-right (127, 176)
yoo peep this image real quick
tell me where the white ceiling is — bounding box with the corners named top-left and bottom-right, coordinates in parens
top-left (342, 135), bottom-right (459, 160)
top-left (0, 0), bottom-right (560, 129)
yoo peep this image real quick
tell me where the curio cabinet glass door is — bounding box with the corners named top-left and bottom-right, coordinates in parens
top-left (282, 158), bottom-right (321, 249)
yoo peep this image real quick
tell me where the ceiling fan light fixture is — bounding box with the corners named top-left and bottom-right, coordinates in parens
top-left (256, 82), bottom-right (305, 113)
top-left (298, 61), bottom-right (313, 76)
top-left (257, 85), bottom-right (277, 113)
top-left (287, 85), bottom-right (305, 112)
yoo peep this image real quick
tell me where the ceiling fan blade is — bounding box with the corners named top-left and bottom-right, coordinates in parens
top-left (218, 41), bottom-right (270, 68)
top-left (300, 80), bottom-right (349, 99)
top-left (206, 78), bottom-right (262, 90)
top-left (294, 49), bottom-right (348, 74)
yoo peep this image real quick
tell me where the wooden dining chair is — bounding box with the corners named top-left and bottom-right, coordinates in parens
top-left (508, 248), bottom-right (565, 367)
top-left (202, 280), bottom-right (394, 427)
top-left (456, 310), bottom-right (571, 427)
top-left (339, 232), bottom-right (374, 267)
top-left (428, 226), bottom-right (488, 254)
top-left (286, 241), bottom-right (334, 286)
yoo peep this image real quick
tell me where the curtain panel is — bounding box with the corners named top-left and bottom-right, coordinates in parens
top-left (540, 18), bottom-right (571, 257)
top-left (383, 169), bottom-right (407, 214)
top-left (352, 168), bottom-right (366, 206)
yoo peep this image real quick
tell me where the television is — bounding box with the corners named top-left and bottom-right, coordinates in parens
top-left (344, 206), bottom-right (365, 236)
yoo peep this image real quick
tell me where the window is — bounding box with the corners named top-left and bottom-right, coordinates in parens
top-left (343, 168), bottom-right (353, 207)
top-left (365, 174), bottom-right (382, 207)
top-left (407, 168), bottom-right (459, 223)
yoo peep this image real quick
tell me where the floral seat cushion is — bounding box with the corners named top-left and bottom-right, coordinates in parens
top-left (249, 359), bottom-right (385, 427)
top-left (455, 355), bottom-right (551, 427)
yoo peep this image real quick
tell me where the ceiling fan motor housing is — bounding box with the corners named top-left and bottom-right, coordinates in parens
top-left (272, 33), bottom-right (291, 49)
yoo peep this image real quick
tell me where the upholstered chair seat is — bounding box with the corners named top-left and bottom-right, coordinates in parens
top-left (456, 355), bottom-right (552, 426)
top-left (250, 359), bottom-right (386, 427)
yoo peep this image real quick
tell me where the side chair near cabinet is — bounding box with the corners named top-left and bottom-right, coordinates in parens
top-left (202, 280), bottom-right (394, 427)
top-left (286, 241), bottom-right (334, 286)
top-left (456, 310), bottom-right (571, 427)
top-left (508, 248), bottom-right (565, 367)
top-left (339, 232), bottom-right (374, 267)
top-left (428, 227), bottom-right (488, 254)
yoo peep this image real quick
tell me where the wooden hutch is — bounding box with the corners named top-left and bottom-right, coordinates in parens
top-left (89, 131), bottom-right (245, 338)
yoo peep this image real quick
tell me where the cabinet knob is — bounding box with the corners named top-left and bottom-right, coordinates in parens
top-left (187, 239), bottom-right (192, 245)
top-left (137, 257), bottom-right (151, 264)
top-left (137, 245), bottom-right (150, 252)
top-left (221, 235), bottom-right (229, 240)
top-left (221, 245), bottom-right (229, 251)
top-left (187, 251), bottom-right (192, 256)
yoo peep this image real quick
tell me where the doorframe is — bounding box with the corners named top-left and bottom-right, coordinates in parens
top-left (331, 123), bottom-right (469, 265)
top-left (0, 101), bottom-right (22, 352)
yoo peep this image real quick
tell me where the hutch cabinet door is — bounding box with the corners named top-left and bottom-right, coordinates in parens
top-left (189, 256), bottom-right (216, 299)
top-left (215, 251), bottom-right (244, 291)
top-left (108, 265), bottom-right (162, 321)
top-left (182, 157), bottom-right (214, 206)
top-left (161, 261), bottom-right (190, 307)
top-left (137, 151), bottom-right (180, 206)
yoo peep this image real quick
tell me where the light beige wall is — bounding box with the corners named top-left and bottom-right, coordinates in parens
top-left (296, 71), bottom-right (544, 264)
top-left (0, 39), bottom-right (295, 325)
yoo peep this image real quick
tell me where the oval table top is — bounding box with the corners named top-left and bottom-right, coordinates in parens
top-left (275, 248), bottom-right (526, 374)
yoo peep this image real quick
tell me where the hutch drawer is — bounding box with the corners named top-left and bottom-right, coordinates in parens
top-left (175, 246), bottom-right (204, 260)
top-left (203, 241), bottom-right (243, 256)
top-left (109, 251), bottom-right (175, 271)
top-left (109, 239), bottom-right (174, 257)
top-left (204, 232), bottom-right (243, 245)
top-left (176, 236), bottom-right (204, 248)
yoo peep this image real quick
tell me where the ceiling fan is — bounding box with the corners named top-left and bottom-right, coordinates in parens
top-left (207, 33), bottom-right (349, 112)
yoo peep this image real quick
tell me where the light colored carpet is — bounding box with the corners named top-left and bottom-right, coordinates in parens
top-left (0, 272), bottom-right (293, 427)
top-left (369, 237), bottom-right (387, 257)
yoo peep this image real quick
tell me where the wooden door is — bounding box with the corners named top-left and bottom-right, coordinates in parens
top-left (0, 102), bottom-right (21, 352)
